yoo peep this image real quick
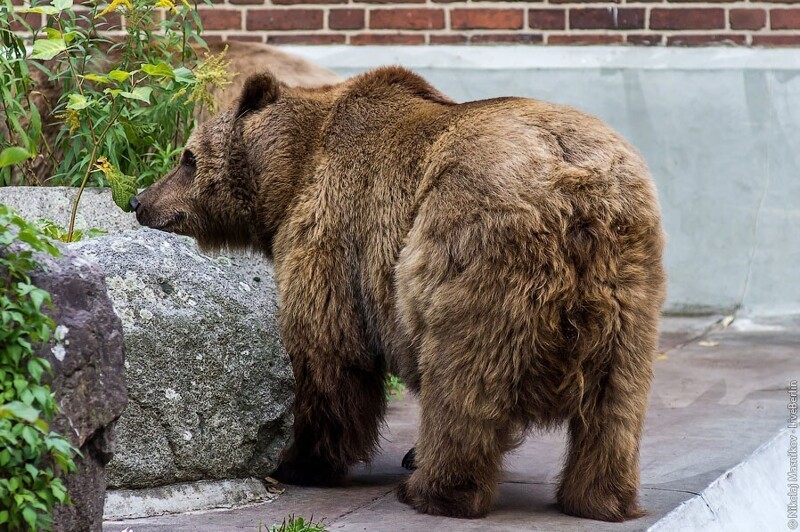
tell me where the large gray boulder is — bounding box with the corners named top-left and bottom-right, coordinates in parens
top-left (29, 245), bottom-right (128, 531)
top-left (71, 229), bottom-right (294, 489)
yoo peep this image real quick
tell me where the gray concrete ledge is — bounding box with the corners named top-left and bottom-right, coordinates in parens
top-left (284, 45), bottom-right (800, 71)
top-left (104, 479), bottom-right (277, 520)
top-left (649, 428), bottom-right (791, 531)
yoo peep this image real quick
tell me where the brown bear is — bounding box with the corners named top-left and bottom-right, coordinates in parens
top-left (132, 66), bottom-right (666, 522)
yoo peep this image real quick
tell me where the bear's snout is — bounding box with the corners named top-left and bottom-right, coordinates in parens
top-left (130, 196), bottom-right (140, 212)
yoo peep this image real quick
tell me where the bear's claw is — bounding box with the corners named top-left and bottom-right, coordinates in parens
top-left (401, 447), bottom-right (416, 470)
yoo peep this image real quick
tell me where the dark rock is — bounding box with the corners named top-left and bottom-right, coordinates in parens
top-left (30, 246), bottom-right (128, 532)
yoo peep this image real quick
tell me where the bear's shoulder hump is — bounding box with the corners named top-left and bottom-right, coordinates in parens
top-left (345, 66), bottom-right (456, 106)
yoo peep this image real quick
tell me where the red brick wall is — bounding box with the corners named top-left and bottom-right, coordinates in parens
top-left (194, 0), bottom-right (800, 46)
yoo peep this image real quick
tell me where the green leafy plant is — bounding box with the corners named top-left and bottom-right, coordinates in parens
top-left (0, 204), bottom-right (78, 531)
top-left (35, 219), bottom-right (107, 243)
top-left (263, 515), bottom-right (328, 532)
top-left (385, 373), bottom-right (404, 401)
top-left (1, 0), bottom-right (232, 240)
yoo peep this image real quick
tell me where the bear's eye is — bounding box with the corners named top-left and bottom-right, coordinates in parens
top-left (182, 150), bottom-right (196, 168)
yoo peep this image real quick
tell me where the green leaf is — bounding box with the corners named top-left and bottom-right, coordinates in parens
top-left (22, 506), bottom-right (37, 530)
top-left (53, 0), bottom-right (73, 10)
top-left (17, 5), bottom-right (59, 14)
top-left (173, 67), bottom-right (195, 84)
top-left (43, 27), bottom-right (61, 39)
top-left (24, 463), bottom-right (38, 479)
top-left (0, 510), bottom-right (8, 524)
top-left (108, 69), bottom-right (131, 83)
top-left (82, 73), bottom-right (110, 84)
top-left (66, 93), bottom-right (91, 110)
top-left (0, 147), bottom-right (31, 169)
top-left (141, 62), bottom-right (175, 79)
top-left (0, 401), bottom-right (39, 423)
top-left (118, 86), bottom-right (152, 104)
top-left (30, 38), bottom-right (66, 60)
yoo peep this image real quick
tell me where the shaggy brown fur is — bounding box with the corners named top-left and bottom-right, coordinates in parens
top-left (13, 42), bottom-right (340, 183)
top-left (133, 67), bottom-right (666, 521)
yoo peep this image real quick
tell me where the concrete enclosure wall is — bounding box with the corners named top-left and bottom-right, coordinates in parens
top-left (286, 46), bottom-right (800, 316)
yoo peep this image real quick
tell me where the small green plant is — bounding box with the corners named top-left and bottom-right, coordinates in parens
top-left (263, 515), bottom-right (327, 532)
top-left (0, 204), bottom-right (78, 531)
top-left (385, 373), bottom-right (404, 401)
top-left (35, 219), bottom-right (107, 243)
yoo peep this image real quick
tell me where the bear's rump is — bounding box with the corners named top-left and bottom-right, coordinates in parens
top-left (391, 154), bottom-right (663, 423)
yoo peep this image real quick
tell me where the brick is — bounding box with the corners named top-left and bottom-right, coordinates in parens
top-left (227, 34), bottom-right (265, 43)
top-left (627, 34), bottom-right (663, 45)
top-left (528, 9), bottom-right (565, 30)
top-left (247, 9), bottom-right (323, 30)
top-left (771, 9), bottom-right (800, 29)
top-left (729, 9), bottom-right (766, 30)
top-left (570, 8), bottom-right (645, 30)
top-left (350, 33), bottom-right (425, 45)
top-left (470, 34), bottom-right (543, 44)
top-left (329, 8), bottom-right (364, 30)
top-left (765, 0), bottom-right (800, 4)
top-left (548, 34), bottom-right (624, 44)
top-left (370, 8), bottom-right (445, 30)
top-left (229, 0), bottom-right (263, 4)
top-left (198, 9), bottom-right (241, 31)
top-left (272, 0), bottom-right (346, 4)
top-left (667, 0), bottom-right (737, 3)
top-left (93, 12), bottom-right (122, 30)
top-left (202, 35), bottom-right (225, 43)
top-left (752, 34), bottom-right (800, 45)
top-left (268, 34), bottom-right (347, 44)
top-left (362, 0), bottom-right (424, 3)
top-left (650, 8), bottom-right (724, 30)
top-left (10, 12), bottom-right (42, 31)
top-left (430, 34), bottom-right (468, 44)
top-left (666, 34), bottom-right (746, 45)
top-left (451, 9), bottom-right (524, 30)
top-left (550, 0), bottom-right (620, 5)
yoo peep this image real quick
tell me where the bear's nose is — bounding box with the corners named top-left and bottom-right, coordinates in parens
top-left (129, 196), bottom-right (140, 212)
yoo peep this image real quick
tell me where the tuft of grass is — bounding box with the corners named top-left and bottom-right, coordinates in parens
top-left (385, 373), bottom-right (405, 401)
top-left (260, 515), bottom-right (327, 532)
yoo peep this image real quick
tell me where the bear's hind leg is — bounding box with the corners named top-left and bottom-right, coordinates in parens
top-left (556, 329), bottom-right (655, 521)
top-left (397, 379), bottom-right (518, 518)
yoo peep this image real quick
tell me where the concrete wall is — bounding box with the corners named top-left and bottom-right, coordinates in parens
top-left (285, 46), bottom-right (800, 316)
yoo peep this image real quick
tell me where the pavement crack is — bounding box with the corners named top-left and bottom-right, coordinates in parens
top-left (661, 315), bottom-right (735, 356)
top-left (737, 129), bottom-right (771, 314)
top-left (641, 486), bottom-right (701, 496)
top-left (327, 486), bottom-right (398, 525)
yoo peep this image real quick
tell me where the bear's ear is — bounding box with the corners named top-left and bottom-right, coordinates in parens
top-left (236, 72), bottom-right (280, 118)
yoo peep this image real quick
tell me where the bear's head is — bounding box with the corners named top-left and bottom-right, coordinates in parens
top-left (132, 71), bottom-right (301, 253)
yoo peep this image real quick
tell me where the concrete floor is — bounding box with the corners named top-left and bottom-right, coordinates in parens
top-left (104, 315), bottom-right (797, 531)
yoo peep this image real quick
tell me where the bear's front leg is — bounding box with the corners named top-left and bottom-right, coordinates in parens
top-left (271, 246), bottom-right (387, 486)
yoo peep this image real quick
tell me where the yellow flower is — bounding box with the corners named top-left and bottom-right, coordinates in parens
top-left (55, 109), bottom-right (80, 134)
top-left (94, 156), bottom-right (114, 177)
top-left (95, 0), bottom-right (133, 19)
top-left (154, 0), bottom-right (177, 13)
top-left (188, 46), bottom-right (235, 116)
